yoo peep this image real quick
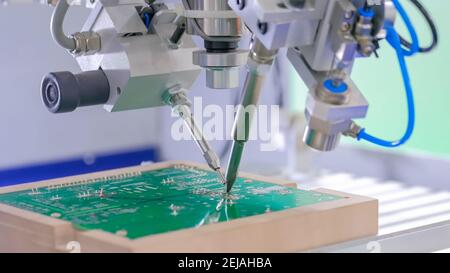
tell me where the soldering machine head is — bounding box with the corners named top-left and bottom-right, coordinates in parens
top-left (184, 0), bottom-right (248, 89)
top-left (303, 78), bottom-right (368, 152)
top-left (43, 1), bottom-right (201, 113)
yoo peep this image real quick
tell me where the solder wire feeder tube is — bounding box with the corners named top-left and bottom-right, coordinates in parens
top-left (50, 0), bottom-right (101, 55)
top-left (51, 0), bottom-right (76, 51)
top-left (353, 0), bottom-right (419, 148)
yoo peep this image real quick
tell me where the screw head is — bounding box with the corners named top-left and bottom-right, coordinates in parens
top-left (236, 0), bottom-right (246, 10)
top-left (257, 20), bottom-right (268, 34)
top-left (344, 10), bottom-right (354, 20)
top-left (340, 22), bottom-right (351, 32)
top-left (361, 45), bottom-right (375, 56)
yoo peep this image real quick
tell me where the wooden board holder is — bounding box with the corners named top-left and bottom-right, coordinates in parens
top-left (0, 161), bottom-right (378, 253)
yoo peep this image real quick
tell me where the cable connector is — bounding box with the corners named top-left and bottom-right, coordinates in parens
top-left (343, 121), bottom-right (362, 139)
top-left (70, 31), bottom-right (101, 56)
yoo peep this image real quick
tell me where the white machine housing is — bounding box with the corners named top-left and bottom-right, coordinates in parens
top-left (75, 0), bottom-right (201, 112)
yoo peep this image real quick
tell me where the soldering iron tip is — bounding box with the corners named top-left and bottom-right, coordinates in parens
top-left (226, 184), bottom-right (232, 194)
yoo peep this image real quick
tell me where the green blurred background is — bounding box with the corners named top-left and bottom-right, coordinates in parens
top-left (289, 0), bottom-right (450, 157)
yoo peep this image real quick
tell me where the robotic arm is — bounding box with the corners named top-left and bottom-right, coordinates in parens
top-left (18, 0), bottom-right (436, 193)
top-left (224, 0), bottom-right (436, 192)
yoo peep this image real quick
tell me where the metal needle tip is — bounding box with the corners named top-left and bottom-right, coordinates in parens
top-left (216, 169), bottom-right (226, 185)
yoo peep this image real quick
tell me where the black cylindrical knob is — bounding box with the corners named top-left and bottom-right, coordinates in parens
top-left (41, 70), bottom-right (110, 113)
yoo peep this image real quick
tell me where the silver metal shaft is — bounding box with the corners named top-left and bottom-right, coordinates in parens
top-left (178, 104), bottom-right (226, 183)
top-left (164, 90), bottom-right (226, 184)
top-left (225, 38), bottom-right (278, 193)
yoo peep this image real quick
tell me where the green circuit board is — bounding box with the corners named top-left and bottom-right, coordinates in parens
top-left (0, 164), bottom-right (342, 239)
